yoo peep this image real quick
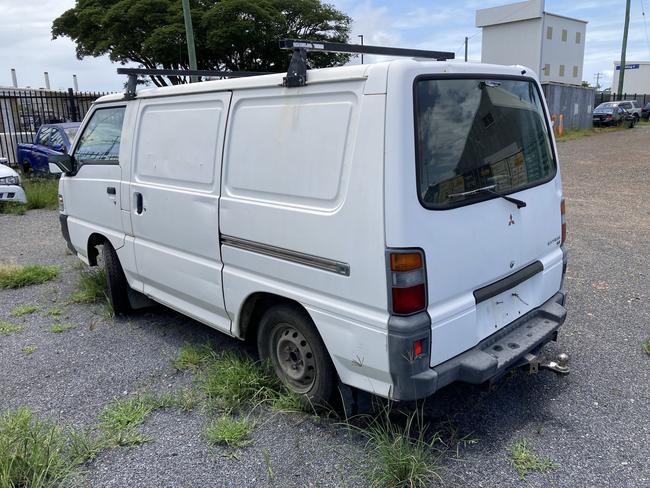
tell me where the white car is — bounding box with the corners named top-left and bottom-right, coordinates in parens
top-left (0, 159), bottom-right (27, 203)
top-left (49, 41), bottom-right (568, 404)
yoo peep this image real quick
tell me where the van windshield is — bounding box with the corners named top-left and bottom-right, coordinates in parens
top-left (414, 77), bottom-right (556, 209)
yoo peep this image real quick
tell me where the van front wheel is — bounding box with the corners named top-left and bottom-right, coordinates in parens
top-left (257, 305), bottom-right (336, 407)
top-left (103, 242), bottom-right (132, 315)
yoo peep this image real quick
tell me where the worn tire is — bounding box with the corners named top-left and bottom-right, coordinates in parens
top-left (257, 305), bottom-right (336, 407)
top-left (103, 242), bottom-right (132, 315)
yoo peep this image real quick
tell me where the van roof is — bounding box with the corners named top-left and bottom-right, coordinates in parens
top-left (96, 60), bottom-right (537, 103)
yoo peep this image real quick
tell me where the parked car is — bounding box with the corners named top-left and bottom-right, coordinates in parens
top-left (593, 103), bottom-right (635, 127)
top-left (641, 102), bottom-right (650, 120)
top-left (16, 123), bottom-right (80, 174)
top-left (617, 100), bottom-right (642, 120)
top-left (49, 50), bottom-right (568, 405)
top-left (0, 159), bottom-right (27, 204)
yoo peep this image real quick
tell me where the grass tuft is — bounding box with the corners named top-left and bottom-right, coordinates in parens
top-left (643, 338), bottom-right (650, 356)
top-left (99, 396), bottom-right (153, 447)
top-left (0, 321), bottom-right (23, 334)
top-left (353, 408), bottom-right (442, 488)
top-left (70, 268), bottom-right (107, 304)
top-left (173, 342), bottom-right (213, 371)
top-left (204, 415), bottom-right (255, 448)
top-left (0, 263), bottom-right (59, 289)
top-left (23, 178), bottom-right (60, 210)
top-left (507, 437), bottom-right (558, 480)
top-left (10, 303), bottom-right (41, 317)
top-left (45, 307), bottom-right (64, 318)
top-left (0, 407), bottom-right (88, 487)
top-left (0, 202), bottom-right (26, 215)
top-left (49, 323), bottom-right (77, 334)
top-left (200, 351), bottom-right (278, 412)
top-left (22, 345), bottom-right (38, 355)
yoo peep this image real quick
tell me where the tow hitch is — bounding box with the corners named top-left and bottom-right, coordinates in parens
top-left (524, 352), bottom-right (570, 375)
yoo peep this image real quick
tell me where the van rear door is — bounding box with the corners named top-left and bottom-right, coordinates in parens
top-left (385, 73), bottom-right (564, 367)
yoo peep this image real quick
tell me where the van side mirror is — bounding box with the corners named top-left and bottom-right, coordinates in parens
top-left (48, 152), bottom-right (74, 174)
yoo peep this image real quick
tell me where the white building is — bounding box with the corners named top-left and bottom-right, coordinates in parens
top-left (611, 61), bottom-right (650, 94)
top-left (476, 0), bottom-right (587, 86)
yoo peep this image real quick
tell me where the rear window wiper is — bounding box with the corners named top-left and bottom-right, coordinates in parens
top-left (448, 185), bottom-right (527, 208)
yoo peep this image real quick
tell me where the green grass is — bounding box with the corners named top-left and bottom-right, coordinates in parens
top-left (507, 438), bottom-right (558, 480)
top-left (0, 263), bottom-right (59, 289)
top-left (45, 306), bottom-right (64, 318)
top-left (351, 409), bottom-right (442, 488)
top-left (0, 202), bottom-right (26, 215)
top-left (0, 178), bottom-right (59, 215)
top-left (204, 415), bottom-right (255, 448)
top-left (22, 345), bottom-right (38, 355)
top-left (0, 407), bottom-right (90, 488)
top-left (70, 268), bottom-right (107, 304)
top-left (173, 342), bottom-right (213, 372)
top-left (643, 338), bottom-right (650, 356)
top-left (555, 123), bottom-right (632, 142)
top-left (23, 178), bottom-right (60, 210)
top-left (0, 321), bottom-right (23, 334)
top-left (98, 396), bottom-right (153, 447)
top-left (200, 351), bottom-right (279, 412)
top-left (49, 323), bottom-right (76, 334)
top-left (10, 303), bottom-right (41, 317)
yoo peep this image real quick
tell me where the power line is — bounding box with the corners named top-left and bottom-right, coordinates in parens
top-left (641, 0), bottom-right (650, 56)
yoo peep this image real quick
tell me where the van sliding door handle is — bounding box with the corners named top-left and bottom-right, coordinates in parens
top-left (106, 186), bottom-right (116, 195)
top-left (135, 192), bottom-right (144, 214)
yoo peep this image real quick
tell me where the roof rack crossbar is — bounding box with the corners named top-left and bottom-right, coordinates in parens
top-left (279, 38), bottom-right (454, 88)
top-left (116, 68), bottom-right (270, 99)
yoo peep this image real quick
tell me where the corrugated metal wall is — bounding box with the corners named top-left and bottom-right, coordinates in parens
top-left (542, 83), bottom-right (596, 131)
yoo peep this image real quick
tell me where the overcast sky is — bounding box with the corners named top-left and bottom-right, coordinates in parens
top-left (1, 0), bottom-right (649, 92)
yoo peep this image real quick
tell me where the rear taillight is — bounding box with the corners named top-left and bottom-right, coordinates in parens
top-left (560, 198), bottom-right (566, 245)
top-left (388, 250), bottom-right (427, 315)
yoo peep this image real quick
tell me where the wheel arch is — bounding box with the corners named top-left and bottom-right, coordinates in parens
top-left (87, 232), bottom-right (108, 266)
top-left (237, 292), bottom-right (313, 343)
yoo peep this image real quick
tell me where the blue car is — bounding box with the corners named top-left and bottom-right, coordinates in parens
top-left (16, 123), bottom-right (81, 174)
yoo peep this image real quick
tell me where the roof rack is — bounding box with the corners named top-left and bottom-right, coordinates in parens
top-left (279, 39), bottom-right (455, 87)
top-left (116, 68), bottom-right (270, 99)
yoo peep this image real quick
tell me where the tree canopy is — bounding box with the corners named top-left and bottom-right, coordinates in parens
top-left (52, 0), bottom-right (351, 86)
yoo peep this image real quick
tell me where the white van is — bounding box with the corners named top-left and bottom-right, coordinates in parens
top-left (51, 43), bottom-right (567, 404)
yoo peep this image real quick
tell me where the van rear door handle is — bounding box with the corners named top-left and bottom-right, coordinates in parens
top-left (135, 192), bottom-right (144, 214)
top-left (106, 186), bottom-right (116, 195)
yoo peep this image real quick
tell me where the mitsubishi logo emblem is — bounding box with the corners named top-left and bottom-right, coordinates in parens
top-left (508, 214), bottom-right (515, 226)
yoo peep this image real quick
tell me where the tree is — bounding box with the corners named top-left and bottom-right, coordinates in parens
top-left (52, 0), bottom-right (351, 86)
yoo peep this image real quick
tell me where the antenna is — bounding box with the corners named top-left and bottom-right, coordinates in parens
top-left (116, 68), bottom-right (270, 99)
top-left (279, 39), bottom-right (455, 87)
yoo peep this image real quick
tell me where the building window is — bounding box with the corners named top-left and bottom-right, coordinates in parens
top-left (572, 66), bottom-right (578, 78)
top-left (543, 64), bottom-right (550, 76)
top-left (562, 29), bottom-right (567, 42)
top-left (559, 65), bottom-right (565, 77)
top-left (547, 26), bottom-right (553, 39)
top-left (575, 31), bottom-right (581, 44)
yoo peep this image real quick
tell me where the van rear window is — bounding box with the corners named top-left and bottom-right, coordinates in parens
top-left (414, 77), bottom-right (556, 209)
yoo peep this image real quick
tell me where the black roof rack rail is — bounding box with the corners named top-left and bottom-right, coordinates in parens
top-left (116, 68), bottom-right (270, 100)
top-left (279, 39), bottom-right (455, 88)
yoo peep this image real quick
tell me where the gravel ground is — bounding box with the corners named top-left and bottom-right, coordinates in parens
top-left (1, 124), bottom-right (649, 487)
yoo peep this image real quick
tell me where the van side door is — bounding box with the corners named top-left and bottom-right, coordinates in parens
top-left (129, 92), bottom-right (232, 333)
top-left (62, 105), bottom-right (127, 258)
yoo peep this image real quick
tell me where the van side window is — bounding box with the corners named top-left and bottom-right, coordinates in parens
top-left (74, 107), bottom-right (125, 165)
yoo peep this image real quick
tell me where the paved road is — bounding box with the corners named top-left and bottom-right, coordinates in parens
top-left (1, 124), bottom-right (648, 487)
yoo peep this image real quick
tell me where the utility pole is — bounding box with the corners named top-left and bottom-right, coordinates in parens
top-left (464, 36), bottom-right (468, 62)
top-left (358, 34), bottom-right (364, 64)
top-left (594, 72), bottom-right (602, 90)
top-left (617, 0), bottom-right (631, 98)
top-left (182, 0), bottom-right (198, 82)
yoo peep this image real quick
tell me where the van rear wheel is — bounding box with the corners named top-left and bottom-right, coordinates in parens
top-left (103, 242), bottom-right (132, 315)
top-left (257, 305), bottom-right (336, 407)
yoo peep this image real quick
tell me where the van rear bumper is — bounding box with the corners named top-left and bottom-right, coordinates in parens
top-left (388, 290), bottom-right (566, 401)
